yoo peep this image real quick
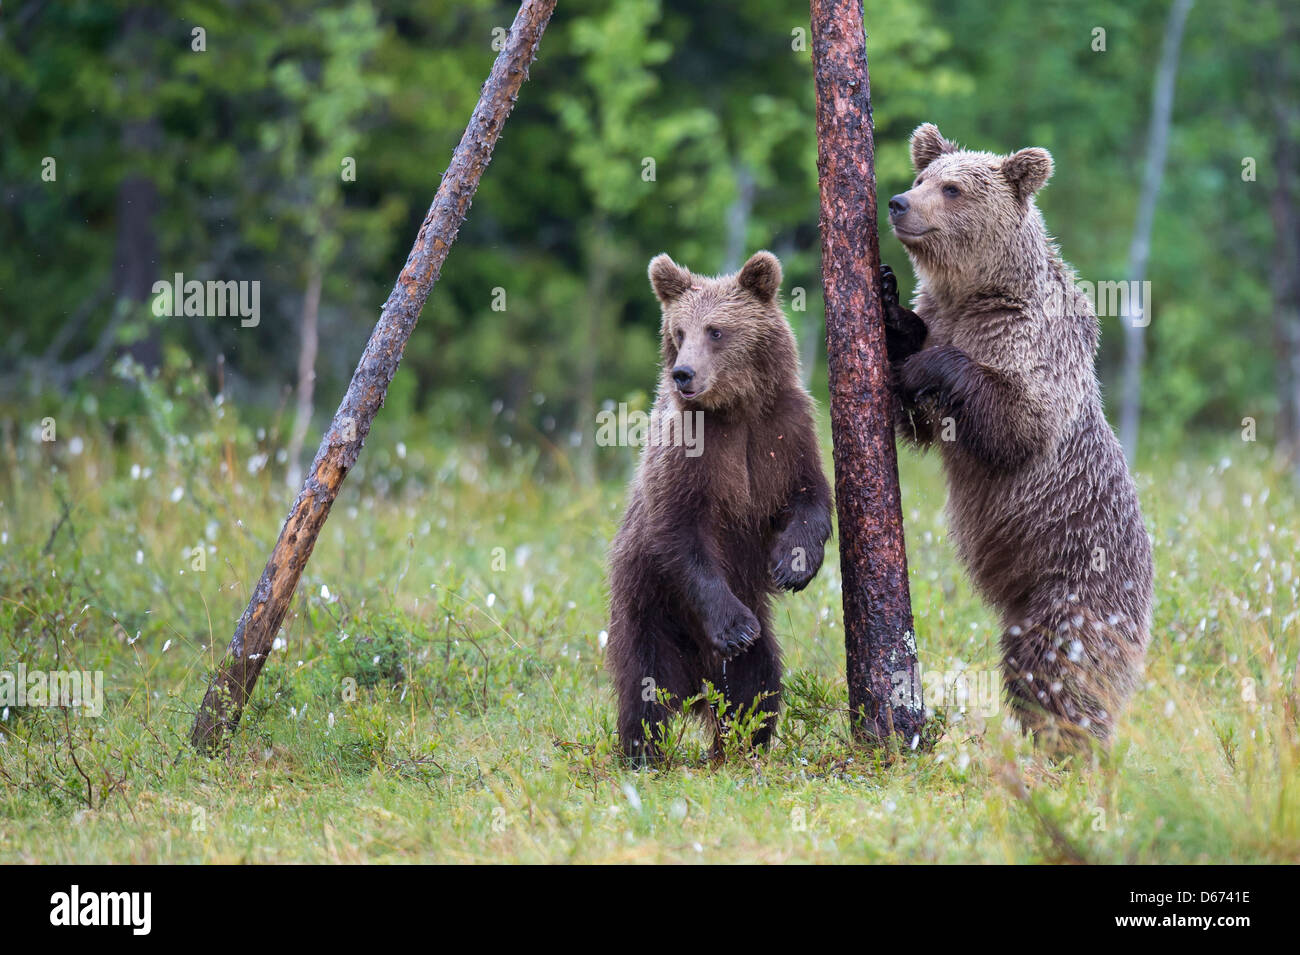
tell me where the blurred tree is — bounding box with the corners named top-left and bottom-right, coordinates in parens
top-left (0, 0), bottom-right (1288, 466)
top-left (552, 0), bottom-right (728, 478)
top-left (1118, 0), bottom-right (1194, 462)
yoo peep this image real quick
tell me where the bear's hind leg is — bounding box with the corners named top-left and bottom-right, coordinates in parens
top-left (1000, 601), bottom-right (1143, 756)
top-left (710, 629), bottom-right (782, 755)
top-left (614, 623), bottom-right (699, 766)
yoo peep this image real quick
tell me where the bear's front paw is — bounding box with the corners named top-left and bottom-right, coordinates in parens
top-left (770, 535), bottom-right (824, 592)
top-left (880, 263), bottom-right (900, 309)
top-left (707, 602), bottom-right (760, 661)
top-left (898, 345), bottom-right (964, 407)
top-left (880, 264), bottom-right (927, 365)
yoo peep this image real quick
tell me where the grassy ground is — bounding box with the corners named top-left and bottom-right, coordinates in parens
top-left (1, 371), bottom-right (1297, 863)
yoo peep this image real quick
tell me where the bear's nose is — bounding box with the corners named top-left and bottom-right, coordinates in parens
top-left (672, 365), bottom-right (695, 387)
top-left (888, 194), bottom-right (910, 217)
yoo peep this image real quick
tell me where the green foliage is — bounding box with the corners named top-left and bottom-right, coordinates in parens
top-left (1, 377), bottom-right (1298, 861)
top-left (0, 0), bottom-right (1297, 863)
top-left (21, 0), bottom-right (1290, 450)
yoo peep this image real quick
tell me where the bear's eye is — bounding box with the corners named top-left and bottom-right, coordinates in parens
top-left (674, 329), bottom-right (684, 344)
top-left (942, 184), bottom-right (961, 198)
top-left (707, 327), bottom-right (723, 341)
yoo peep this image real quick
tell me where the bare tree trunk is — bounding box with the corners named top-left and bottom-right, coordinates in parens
top-left (811, 0), bottom-right (923, 745)
top-left (190, 0), bottom-right (557, 752)
top-left (1119, 0), bottom-right (1194, 462)
top-left (286, 264), bottom-right (322, 489)
top-left (575, 218), bottom-right (613, 485)
top-left (115, 7), bottom-right (163, 373)
top-left (1270, 9), bottom-right (1300, 484)
top-left (722, 162), bottom-right (755, 273)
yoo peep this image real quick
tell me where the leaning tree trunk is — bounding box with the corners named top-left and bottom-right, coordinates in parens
top-left (810, 0), bottom-right (924, 745)
top-left (1118, 0), bottom-right (1194, 462)
top-left (191, 0), bottom-right (557, 752)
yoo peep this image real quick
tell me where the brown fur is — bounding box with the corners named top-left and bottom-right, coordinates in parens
top-left (883, 123), bottom-right (1154, 753)
top-left (607, 251), bottom-right (832, 762)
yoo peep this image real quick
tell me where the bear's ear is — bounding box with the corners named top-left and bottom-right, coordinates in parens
top-left (648, 253), bottom-right (691, 304)
top-left (1002, 147), bottom-right (1053, 202)
top-left (910, 123), bottom-right (956, 172)
top-left (737, 250), bottom-right (782, 302)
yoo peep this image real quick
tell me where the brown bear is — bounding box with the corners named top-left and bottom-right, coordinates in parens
top-left (606, 250), bottom-right (832, 762)
top-left (881, 123), bottom-right (1153, 753)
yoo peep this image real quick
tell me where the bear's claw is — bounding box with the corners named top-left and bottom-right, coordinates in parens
top-left (710, 605), bottom-right (761, 660)
top-left (770, 534), bottom-right (824, 593)
top-left (880, 263), bottom-right (899, 308)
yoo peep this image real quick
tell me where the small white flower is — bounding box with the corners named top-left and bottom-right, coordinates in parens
top-left (486, 593), bottom-right (497, 608)
top-left (598, 630), bottom-right (609, 650)
top-left (622, 782), bottom-right (642, 812)
top-left (320, 584), bottom-right (331, 600)
top-left (162, 639), bottom-right (172, 653)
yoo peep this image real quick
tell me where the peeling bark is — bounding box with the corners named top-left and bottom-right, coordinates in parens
top-left (810, 0), bottom-right (924, 744)
top-left (190, 0), bottom-right (557, 752)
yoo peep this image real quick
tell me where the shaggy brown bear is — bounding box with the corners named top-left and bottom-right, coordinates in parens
top-left (607, 251), bottom-right (832, 762)
top-left (882, 123), bottom-right (1153, 753)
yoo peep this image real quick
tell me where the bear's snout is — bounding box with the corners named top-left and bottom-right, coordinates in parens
top-left (671, 365), bottom-right (696, 394)
top-left (888, 193), bottom-right (910, 217)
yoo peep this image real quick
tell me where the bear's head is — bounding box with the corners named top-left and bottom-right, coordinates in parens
top-left (647, 250), bottom-right (796, 412)
top-left (889, 123), bottom-right (1053, 283)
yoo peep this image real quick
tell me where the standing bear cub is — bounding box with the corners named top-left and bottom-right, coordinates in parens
top-left (607, 251), bottom-right (832, 762)
top-left (883, 123), bottom-right (1154, 753)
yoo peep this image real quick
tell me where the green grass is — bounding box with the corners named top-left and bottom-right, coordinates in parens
top-left (1, 371), bottom-right (1298, 863)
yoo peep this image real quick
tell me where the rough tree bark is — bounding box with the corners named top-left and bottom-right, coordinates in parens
top-left (810, 0), bottom-right (924, 745)
top-left (1118, 0), bottom-right (1194, 462)
top-left (191, 0), bottom-right (557, 752)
